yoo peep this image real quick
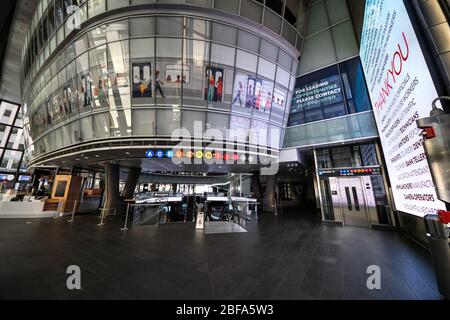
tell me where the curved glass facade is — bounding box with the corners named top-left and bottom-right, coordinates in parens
top-left (21, 4), bottom-right (301, 167)
top-left (22, 0), bottom-right (309, 89)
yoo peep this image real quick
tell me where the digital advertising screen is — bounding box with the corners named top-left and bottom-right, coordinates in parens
top-left (360, 0), bottom-right (446, 217)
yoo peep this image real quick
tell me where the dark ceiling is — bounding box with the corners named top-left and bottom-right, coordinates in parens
top-left (0, 0), bottom-right (18, 87)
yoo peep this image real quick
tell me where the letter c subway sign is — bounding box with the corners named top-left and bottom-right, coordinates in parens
top-left (145, 150), bottom-right (173, 159)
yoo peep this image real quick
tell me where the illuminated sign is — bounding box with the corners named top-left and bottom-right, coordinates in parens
top-left (18, 175), bottom-right (32, 182)
top-left (291, 74), bottom-right (343, 113)
top-left (144, 149), bottom-right (268, 164)
top-left (145, 150), bottom-right (154, 158)
top-left (360, 0), bottom-right (446, 217)
top-left (319, 167), bottom-right (382, 178)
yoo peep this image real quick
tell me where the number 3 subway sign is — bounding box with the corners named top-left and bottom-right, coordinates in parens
top-left (360, 0), bottom-right (446, 217)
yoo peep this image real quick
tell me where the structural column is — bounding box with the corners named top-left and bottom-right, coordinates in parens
top-left (263, 175), bottom-right (277, 213)
top-left (104, 163), bottom-right (123, 213)
top-left (121, 167), bottom-right (141, 199)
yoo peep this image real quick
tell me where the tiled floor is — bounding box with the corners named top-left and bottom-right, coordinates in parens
top-left (0, 211), bottom-right (444, 300)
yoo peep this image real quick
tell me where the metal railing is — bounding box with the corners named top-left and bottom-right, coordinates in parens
top-left (204, 200), bottom-right (260, 229)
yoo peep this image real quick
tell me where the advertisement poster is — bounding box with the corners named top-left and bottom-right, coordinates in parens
top-left (80, 72), bottom-right (92, 107)
top-left (360, 0), bottom-right (446, 216)
top-left (232, 74), bottom-right (248, 108)
top-left (132, 62), bottom-right (152, 98)
top-left (204, 66), bottom-right (224, 102)
top-left (166, 64), bottom-right (189, 84)
top-left (272, 87), bottom-right (287, 111)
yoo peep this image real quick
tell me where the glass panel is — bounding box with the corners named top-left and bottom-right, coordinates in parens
top-left (258, 57), bottom-right (276, 79)
top-left (206, 112), bottom-right (229, 139)
top-left (130, 17), bottom-right (155, 37)
top-left (156, 108), bottom-right (181, 136)
top-left (339, 58), bottom-right (371, 114)
top-left (107, 40), bottom-right (130, 109)
top-left (283, 112), bottom-right (379, 149)
top-left (110, 109), bottom-right (132, 137)
top-left (155, 38), bottom-right (182, 106)
top-left (0, 150), bottom-right (23, 173)
top-left (249, 119), bottom-right (268, 146)
top-left (89, 45), bottom-right (110, 109)
top-left (332, 21), bottom-right (359, 61)
top-left (270, 86), bottom-right (287, 124)
top-left (108, 0), bottom-right (129, 10)
top-left (183, 39), bottom-right (209, 107)
top-left (240, 0), bottom-right (263, 24)
top-left (259, 38), bottom-right (278, 62)
top-left (131, 38), bottom-right (155, 106)
top-left (237, 30), bottom-right (260, 53)
top-left (80, 115), bottom-right (94, 141)
top-left (88, 0), bottom-right (106, 18)
top-left (211, 23), bottom-right (237, 46)
top-left (228, 114), bottom-right (250, 143)
top-left (76, 51), bottom-right (92, 112)
top-left (263, 8), bottom-right (282, 34)
top-left (236, 50), bottom-right (257, 73)
top-left (0, 125), bottom-right (12, 148)
top-left (182, 110), bottom-right (206, 138)
top-left (307, 1), bottom-right (328, 36)
top-left (93, 112), bottom-right (110, 138)
top-left (106, 20), bottom-right (130, 42)
top-left (210, 43), bottom-right (235, 66)
top-left (0, 102), bottom-right (19, 125)
top-left (88, 25), bottom-right (107, 48)
top-left (214, 0), bottom-right (239, 14)
top-left (156, 16), bottom-right (183, 36)
top-left (184, 18), bottom-right (210, 40)
top-left (132, 109), bottom-right (156, 135)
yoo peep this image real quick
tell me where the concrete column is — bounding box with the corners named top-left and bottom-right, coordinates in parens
top-left (263, 175), bottom-right (277, 213)
top-left (251, 173), bottom-right (263, 199)
top-left (104, 163), bottom-right (122, 213)
top-left (121, 167), bottom-right (141, 199)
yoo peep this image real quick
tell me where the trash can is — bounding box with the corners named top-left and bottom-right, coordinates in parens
top-left (424, 211), bottom-right (450, 299)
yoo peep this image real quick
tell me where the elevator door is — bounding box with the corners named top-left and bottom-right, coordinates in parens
top-left (337, 178), bottom-right (370, 228)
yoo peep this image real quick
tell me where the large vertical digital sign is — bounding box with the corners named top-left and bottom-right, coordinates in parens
top-left (360, 0), bottom-right (446, 217)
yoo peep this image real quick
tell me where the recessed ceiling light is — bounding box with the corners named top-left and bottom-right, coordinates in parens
top-left (125, 152), bottom-right (131, 155)
top-left (95, 155), bottom-right (100, 158)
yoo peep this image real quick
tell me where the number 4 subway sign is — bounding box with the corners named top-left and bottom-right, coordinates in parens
top-left (360, 0), bottom-right (446, 217)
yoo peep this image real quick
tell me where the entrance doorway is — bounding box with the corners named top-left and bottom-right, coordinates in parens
top-left (336, 178), bottom-right (370, 228)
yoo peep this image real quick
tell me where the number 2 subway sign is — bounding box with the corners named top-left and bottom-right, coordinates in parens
top-left (360, 0), bottom-right (446, 217)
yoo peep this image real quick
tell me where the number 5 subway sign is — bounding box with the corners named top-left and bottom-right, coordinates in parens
top-left (360, 0), bottom-right (446, 217)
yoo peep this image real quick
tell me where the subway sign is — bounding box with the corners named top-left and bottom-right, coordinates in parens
top-left (318, 167), bottom-right (382, 178)
top-left (144, 149), bottom-right (260, 164)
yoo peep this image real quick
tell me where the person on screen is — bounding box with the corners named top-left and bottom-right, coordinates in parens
top-left (233, 81), bottom-right (243, 106)
top-left (155, 70), bottom-right (165, 97)
top-left (264, 92), bottom-right (272, 112)
top-left (216, 76), bottom-right (223, 102)
top-left (208, 73), bottom-right (215, 101)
